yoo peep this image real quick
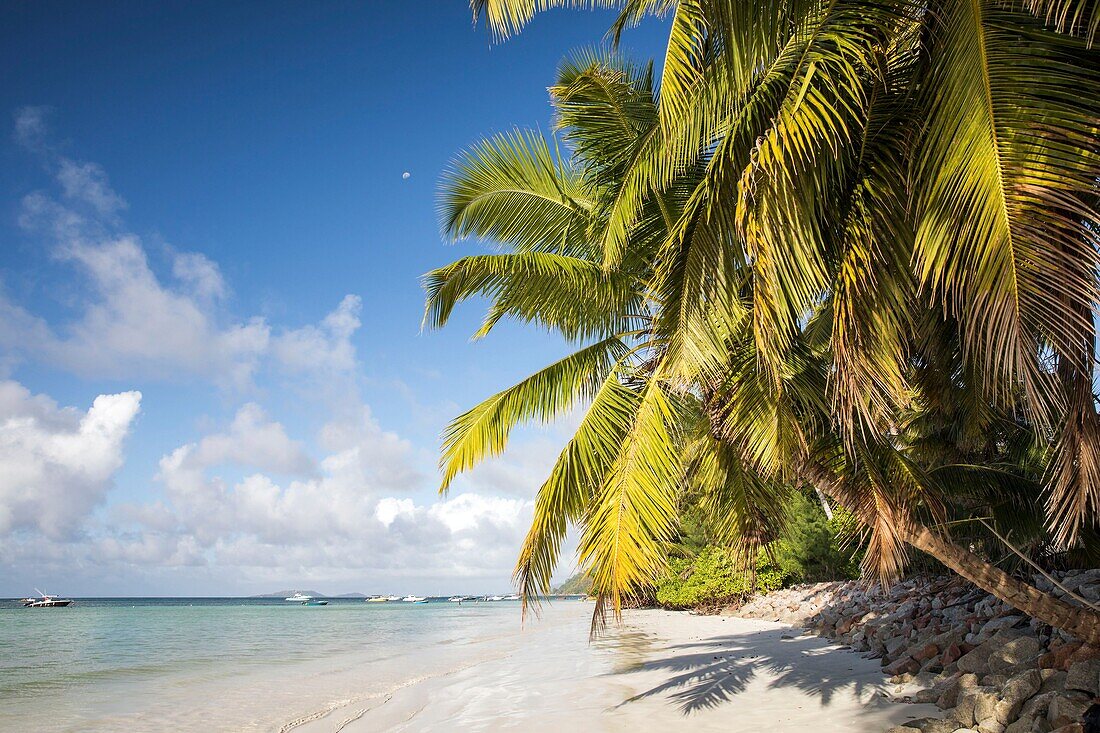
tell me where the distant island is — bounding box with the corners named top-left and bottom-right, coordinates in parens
top-left (552, 573), bottom-right (592, 596)
top-left (248, 590), bottom-right (367, 599)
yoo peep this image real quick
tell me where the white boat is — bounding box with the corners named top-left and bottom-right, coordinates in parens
top-left (447, 596), bottom-right (466, 602)
top-left (487, 595), bottom-right (504, 601)
top-left (284, 592), bottom-right (312, 602)
top-left (401, 595), bottom-right (426, 603)
top-left (23, 591), bottom-right (72, 608)
top-left (504, 594), bottom-right (520, 601)
top-left (386, 595), bottom-right (401, 601)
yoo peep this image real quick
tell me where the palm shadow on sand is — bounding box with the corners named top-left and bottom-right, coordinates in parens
top-left (603, 625), bottom-right (886, 716)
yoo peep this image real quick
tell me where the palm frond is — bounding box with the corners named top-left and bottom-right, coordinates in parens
top-left (514, 368), bottom-right (643, 616)
top-left (441, 129), bottom-right (596, 256)
top-left (438, 337), bottom-right (629, 491)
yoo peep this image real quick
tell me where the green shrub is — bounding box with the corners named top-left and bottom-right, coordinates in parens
top-left (655, 491), bottom-right (864, 610)
top-left (772, 491), bottom-right (863, 582)
top-left (655, 546), bottom-right (786, 609)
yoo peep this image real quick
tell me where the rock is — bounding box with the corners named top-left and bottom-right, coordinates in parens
top-left (914, 718), bottom-right (958, 733)
top-left (982, 616), bottom-right (1026, 636)
top-left (884, 726), bottom-right (922, 733)
top-left (982, 674), bottom-right (1011, 688)
top-left (1063, 659), bottom-right (1100, 696)
top-left (1040, 670), bottom-right (1067, 695)
top-left (988, 636), bottom-right (1043, 674)
top-left (996, 669), bottom-right (1043, 723)
top-left (1020, 691), bottom-right (1058, 720)
top-left (886, 657), bottom-right (923, 677)
top-left (943, 644), bottom-right (966, 666)
top-left (1040, 643), bottom-right (1082, 671)
top-left (1049, 726), bottom-right (1084, 733)
top-left (1047, 695), bottom-right (1089, 727)
top-left (976, 720), bottom-right (1006, 733)
top-left (1004, 717), bottom-right (1034, 733)
top-left (940, 675), bottom-right (979, 709)
top-left (959, 630), bottom-right (1025, 675)
top-left (951, 692), bottom-right (978, 728)
top-left (915, 643), bottom-right (942, 662)
top-left (969, 689), bottom-right (1001, 726)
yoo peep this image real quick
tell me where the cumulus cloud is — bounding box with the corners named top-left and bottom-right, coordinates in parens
top-left (56, 159), bottom-right (127, 215)
top-left (92, 406), bottom-right (531, 583)
top-left (4, 113), bottom-right (361, 390)
top-left (0, 380), bottom-right (141, 540)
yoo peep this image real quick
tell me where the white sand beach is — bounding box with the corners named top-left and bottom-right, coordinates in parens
top-left (290, 603), bottom-right (937, 733)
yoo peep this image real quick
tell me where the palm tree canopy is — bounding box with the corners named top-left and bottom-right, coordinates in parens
top-left (428, 1), bottom-right (1100, 632)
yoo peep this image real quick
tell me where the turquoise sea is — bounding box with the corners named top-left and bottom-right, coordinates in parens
top-left (1, 597), bottom-right (570, 732)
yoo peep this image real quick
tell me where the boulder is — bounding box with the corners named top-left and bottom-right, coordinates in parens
top-left (976, 719), bottom-right (1006, 733)
top-left (969, 688), bottom-right (1001, 725)
top-left (995, 670), bottom-right (1042, 723)
top-left (943, 644), bottom-right (966, 666)
top-left (1004, 717), bottom-right (1035, 733)
top-left (1039, 670), bottom-right (1067, 695)
top-left (1039, 643), bottom-right (1083, 671)
top-left (914, 642), bottom-right (942, 662)
top-left (1047, 695), bottom-right (1089, 727)
top-left (914, 718), bottom-right (958, 733)
top-left (951, 695), bottom-right (977, 728)
top-left (959, 630), bottom-right (1025, 675)
top-left (988, 636), bottom-right (1043, 674)
top-left (886, 657), bottom-right (923, 677)
top-left (1020, 691), bottom-right (1058, 720)
top-left (1063, 659), bottom-right (1100, 696)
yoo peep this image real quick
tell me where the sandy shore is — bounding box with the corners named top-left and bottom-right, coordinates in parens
top-left (290, 604), bottom-right (936, 732)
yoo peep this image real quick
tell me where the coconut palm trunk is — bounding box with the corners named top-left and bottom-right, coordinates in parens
top-left (898, 523), bottom-right (1100, 645)
top-left (800, 459), bottom-right (1100, 644)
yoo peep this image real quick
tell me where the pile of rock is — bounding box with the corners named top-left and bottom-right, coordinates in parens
top-left (731, 571), bottom-right (1100, 733)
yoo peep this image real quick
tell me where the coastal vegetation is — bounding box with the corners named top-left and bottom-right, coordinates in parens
top-left (426, 0), bottom-right (1100, 640)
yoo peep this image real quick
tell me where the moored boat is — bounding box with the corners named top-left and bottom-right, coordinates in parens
top-left (284, 592), bottom-right (312, 602)
top-left (23, 592), bottom-right (72, 608)
top-left (304, 599), bottom-right (328, 606)
top-left (401, 595), bottom-right (426, 603)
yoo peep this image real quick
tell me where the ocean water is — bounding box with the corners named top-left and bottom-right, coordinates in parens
top-left (0, 597), bottom-right (583, 732)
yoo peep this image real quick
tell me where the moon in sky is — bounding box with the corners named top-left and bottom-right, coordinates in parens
top-left (402, 171), bottom-right (411, 179)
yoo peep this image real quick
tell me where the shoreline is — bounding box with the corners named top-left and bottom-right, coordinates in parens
top-left (288, 605), bottom-right (936, 732)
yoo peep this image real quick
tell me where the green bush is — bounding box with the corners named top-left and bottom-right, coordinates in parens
top-left (655, 546), bottom-right (786, 609)
top-left (772, 491), bottom-right (863, 582)
top-left (655, 491), bottom-right (864, 610)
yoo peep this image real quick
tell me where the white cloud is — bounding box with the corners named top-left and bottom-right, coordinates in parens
top-left (0, 380), bottom-right (140, 540)
top-left (183, 403), bottom-right (315, 476)
top-left (273, 294), bottom-right (362, 376)
top-left (13, 106), bottom-right (48, 149)
top-left (171, 251), bottom-right (227, 302)
top-left (56, 159), bottom-right (127, 215)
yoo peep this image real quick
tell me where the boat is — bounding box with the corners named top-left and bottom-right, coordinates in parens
top-left (504, 594), bottom-right (520, 601)
top-left (304, 599), bottom-right (328, 606)
top-left (401, 595), bottom-right (426, 603)
top-left (386, 595), bottom-right (401, 601)
top-left (284, 592), bottom-right (312, 602)
top-left (22, 591), bottom-right (72, 608)
top-left (487, 595), bottom-right (504, 601)
top-left (447, 596), bottom-right (467, 603)
top-left (365, 596), bottom-right (388, 603)
top-left (413, 599), bottom-right (429, 604)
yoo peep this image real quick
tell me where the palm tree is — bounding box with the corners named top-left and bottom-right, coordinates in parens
top-left (427, 0), bottom-right (1100, 640)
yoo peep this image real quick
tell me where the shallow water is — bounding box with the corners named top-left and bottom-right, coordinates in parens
top-left (0, 597), bottom-right (570, 732)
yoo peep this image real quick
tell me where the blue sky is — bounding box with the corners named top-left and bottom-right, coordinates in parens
top-left (0, 2), bottom-right (667, 596)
